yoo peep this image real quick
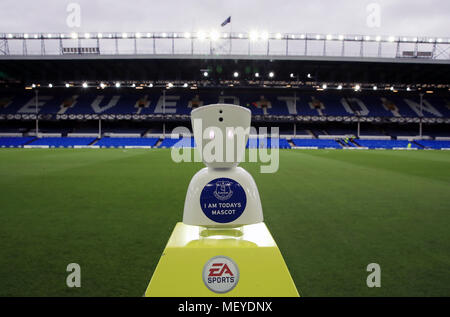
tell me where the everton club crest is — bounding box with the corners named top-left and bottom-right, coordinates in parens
top-left (214, 180), bottom-right (234, 201)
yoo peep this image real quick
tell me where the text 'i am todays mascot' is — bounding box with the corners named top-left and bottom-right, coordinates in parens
top-left (145, 104), bottom-right (299, 297)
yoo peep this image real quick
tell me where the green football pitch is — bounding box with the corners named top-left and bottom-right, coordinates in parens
top-left (0, 148), bottom-right (449, 296)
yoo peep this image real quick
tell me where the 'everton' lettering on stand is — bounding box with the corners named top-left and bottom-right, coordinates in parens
top-left (200, 178), bottom-right (247, 223)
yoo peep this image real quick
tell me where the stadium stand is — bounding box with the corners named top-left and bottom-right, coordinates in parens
top-left (416, 140), bottom-right (450, 150)
top-left (1, 91), bottom-right (450, 118)
top-left (1, 89), bottom-right (449, 150)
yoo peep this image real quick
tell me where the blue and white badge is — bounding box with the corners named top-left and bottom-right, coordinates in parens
top-left (200, 178), bottom-right (247, 223)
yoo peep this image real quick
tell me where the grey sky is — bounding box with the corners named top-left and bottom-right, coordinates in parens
top-left (0, 0), bottom-right (448, 38)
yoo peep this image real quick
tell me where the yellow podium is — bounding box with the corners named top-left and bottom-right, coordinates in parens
top-left (145, 222), bottom-right (299, 297)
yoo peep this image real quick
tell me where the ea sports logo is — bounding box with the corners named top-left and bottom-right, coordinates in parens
top-left (202, 256), bottom-right (239, 293)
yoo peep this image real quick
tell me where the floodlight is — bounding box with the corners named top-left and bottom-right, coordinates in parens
top-left (355, 84), bottom-right (361, 91)
top-left (203, 71), bottom-right (209, 77)
top-left (375, 36), bottom-right (381, 41)
top-left (322, 84), bottom-right (327, 89)
top-left (48, 83), bottom-right (53, 88)
top-left (388, 36), bottom-right (395, 42)
top-left (269, 72), bottom-right (274, 78)
top-left (183, 83), bottom-right (188, 88)
top-left (337, 84), bottom-right (343, 90)
top-left (275, 33), bottom-right (282, 39)
top-left (97, 33), bottom-right (103, 38)
top-left (326, 34), bottom-right (332, 40)
top-left (233, 71), bottom-right (239, 78)
top-left (148, 83), bottom-right (153, 87)
top-left (261, 31), bottom-right (269, 41)
top-left (84, 33), bottom-right (90, 39)
top-left (122, 33), bottom-right (128, 38)
top-left (24, 34), bottom-right (29, 39)
top-left (184, 32), bottom-right (191, 38)
top-left (338, 35), bottom-right (344, 40)
top-left (197, 31), bottom-right (206, 40)
top-left (315, 35), bottom-right (321, 40)
top-left (31, 84), bottom-right (36, 88)
top-left (135, 33), bottom-right (141, 38)
top-left (249, 31), bottom-right (258, 41)
top-left (255, 72), bottom-right (260, 77)
top-left (82, 82), bottom-right (88, 88)
top-left (210, 30), bottom-right (219, 41)
top-left (373, 85), bottom-right (377, 90)
top-left (161, 33), bottom-right (167, 38)
top-left (65, 83), bottom-right (70, 88)
top-left (115, 82), bottom-right (121, 88)
top-left (167, 82), bottom-right (173, 88)
top-left (100, 82), bottom-right (106, 89)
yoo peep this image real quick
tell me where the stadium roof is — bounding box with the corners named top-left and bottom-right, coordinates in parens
top-left (1, 57), bottom-right (449, 89)
top-left (0, 31), bottom-right (449, 89)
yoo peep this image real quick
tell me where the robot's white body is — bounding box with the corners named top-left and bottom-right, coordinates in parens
top-left (182, 104), bottom-right (264, 227)
top-left (183, 166), bottom-right (263, 226)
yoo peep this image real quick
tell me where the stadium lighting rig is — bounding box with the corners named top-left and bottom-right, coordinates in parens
top-left (144, 104), bottom-right (299, 297)
top-left (2, 31), bottom-right (449, 57)
top-left (22, 80), bottom-right (449, 92)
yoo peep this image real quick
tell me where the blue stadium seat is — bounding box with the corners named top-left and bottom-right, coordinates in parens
top-left (158, 137), bottom-right (195, 148)
top-left (30, 137), bottom-right (96, 147)
top-left (356, 139), bottom-right (420, 149)
top-left (0, 137), bottom-right (35, 148)
top-left (416, 140), bottom-right (450, 149)
top-left (96, 137), bottom-right (159, 147)
top-left (291, 139), bottom-right (341, 148)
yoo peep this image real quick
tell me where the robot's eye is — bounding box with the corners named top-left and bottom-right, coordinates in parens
top-left (218, 117), bottom-right (223, 122)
